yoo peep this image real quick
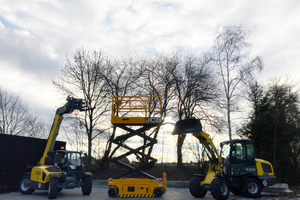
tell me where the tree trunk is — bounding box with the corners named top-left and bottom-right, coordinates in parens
top-left (273, 121), bottom-right (278, 172)
top-left (227, 100), bottom-right (232, 141)
top-left (87, 132), bottom-right (92, 167)
top-left (100, 126), bottom-right (116, 169)
top-left (177, 134), bottom-right (186, 168)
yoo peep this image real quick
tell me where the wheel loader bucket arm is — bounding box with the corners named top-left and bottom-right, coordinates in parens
top-left (39, 96), bottom-right (88, 166)
top-left (172, 118), bottom-right (221, 165)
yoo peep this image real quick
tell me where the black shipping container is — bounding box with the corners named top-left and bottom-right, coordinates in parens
top-left (0, 134), bottom-right (66, 190)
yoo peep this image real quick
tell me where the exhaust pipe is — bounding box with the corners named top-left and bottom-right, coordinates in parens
top-left (172, 118), bottom-right (202, 135)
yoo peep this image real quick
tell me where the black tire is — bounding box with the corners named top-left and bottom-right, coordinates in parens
top-left (210, 177), bottom-right (230, 200)
top-left (19, 175), bottom-right (35, 194)
top-left (189, 176), bottom-right (207, 198)
top-left (243, 177), bottom-right (262, 198)
top-left (153, 188), bottom-right (163, 197)
top-left (230, 186), bottom-right (243, 196)
top-left (81, 176), bottom-right (92, 195)
top-left (48, 177), bottom-right (59, 199)
top-left (108, 187), bottom-right (118, 197)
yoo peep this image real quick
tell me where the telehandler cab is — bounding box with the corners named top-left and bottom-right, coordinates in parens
top-left (19, 97), bottom-right (92, 199)
top-left (172, 118), bottom-right (276, 200)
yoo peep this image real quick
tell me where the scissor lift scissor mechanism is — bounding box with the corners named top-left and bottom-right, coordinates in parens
top-left (108, 96), bottom-right (167, 198)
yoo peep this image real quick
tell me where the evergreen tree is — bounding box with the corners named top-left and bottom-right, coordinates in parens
top-left (239, 80), bottom-right (300, 183)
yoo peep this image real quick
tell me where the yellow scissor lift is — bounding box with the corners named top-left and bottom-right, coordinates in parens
top-left (108, 96), bottom-right (167, 198)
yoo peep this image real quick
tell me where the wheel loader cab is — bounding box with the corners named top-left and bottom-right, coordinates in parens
top-left (220, 140), bottom-right (256, 177)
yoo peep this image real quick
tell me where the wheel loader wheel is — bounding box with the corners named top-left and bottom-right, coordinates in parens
top-left (210, 177), bottom-right (230, 200)
top-left (189, 176), bottom-right (207, 198)
top-left (243, 177), bottom-right (262, 198)
top-left (108, 187), bottom-right (118, 197)
top-left (19, 175), bottom-right (35, 194)
top-left (81, 176), bottom-right (92, 195)
top-left (48, 177), bottom-right (59, 199)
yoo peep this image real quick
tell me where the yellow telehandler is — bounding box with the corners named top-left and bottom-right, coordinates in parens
top-left (19, 97), bottom-right (92, 199)
top-left (172, 118), bottom-right (276, 200)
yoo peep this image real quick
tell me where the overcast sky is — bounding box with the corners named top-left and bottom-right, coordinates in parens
top-left (1, 0), bottom-right (300, 120)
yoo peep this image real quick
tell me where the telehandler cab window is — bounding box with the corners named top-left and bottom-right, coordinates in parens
top-left (53, 152), bottom-right (67, 168)
top-left (68, 152), bottom-right (82, 169)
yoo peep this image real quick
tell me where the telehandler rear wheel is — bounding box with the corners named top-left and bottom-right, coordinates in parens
top-left (189, 176), bottom-right (207, 198)
top-left (210, 177), bottom-right (230, 200)
top-left (19, 175), bottom-right (35, 194)
top-left (48, 177), bottom-right (59, 199)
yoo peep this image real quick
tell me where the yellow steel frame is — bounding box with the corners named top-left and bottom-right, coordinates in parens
top-left (111, 96), bottom-right (162, 125)
top-left (108, 172), bottom-right (167, 197)
top-left (39, 115), bottom-right (64, 166)
top-left (192, 131), bottom-right (223, 186)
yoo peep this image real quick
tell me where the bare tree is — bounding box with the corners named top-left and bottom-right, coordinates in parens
top-left (134, 53), bottom-right (179, 164)
top-left (210, 24), bottom-right (263, 140)
top-left (171, 53), bottom-right (218, 168)
top-left (0, 87), bottom-right (45, 137)
top-left (53, 48), bottom-right (111, 165)
top-left (140, 53), bottom-right (177, 119)
top-left (99, 54), bottom-right (144, 169)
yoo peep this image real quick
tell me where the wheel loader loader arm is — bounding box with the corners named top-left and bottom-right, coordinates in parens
top-left (172, 118), bottom-right (222, 169)
top-left (39, 96), bottom-right (87, 166)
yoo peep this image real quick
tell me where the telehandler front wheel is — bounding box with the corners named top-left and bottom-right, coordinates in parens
top-left (243, 177), bottom-right (262, 198)
top-left (189, 176), bottom-right (207, 198)
top-left (19, 175), bottom-right (35, 194)
top-left (48, 177), bottom-right (59, 199)
top-left (81, 176), bottom-right (92, 195)
top-left (210, 177), bottom-right (230, 200)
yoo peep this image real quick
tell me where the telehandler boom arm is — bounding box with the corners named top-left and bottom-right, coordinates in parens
top-left (39, 97), bottom-right (86, 165)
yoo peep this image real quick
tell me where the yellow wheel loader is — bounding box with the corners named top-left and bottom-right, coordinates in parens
top-left (19, 97), bottom-right (92, 199)
top-left (172, 118), bottom-right (276, 200)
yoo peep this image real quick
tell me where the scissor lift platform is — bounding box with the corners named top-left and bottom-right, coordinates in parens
top-left (108, 96), bottom-right (166, 198)
top-left (111, 96), bottom-right (162, 125)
